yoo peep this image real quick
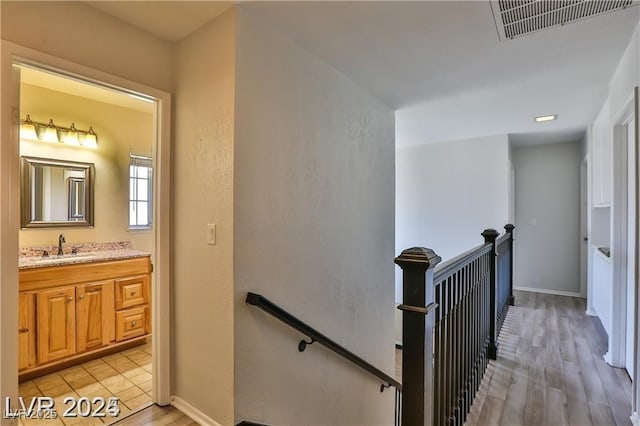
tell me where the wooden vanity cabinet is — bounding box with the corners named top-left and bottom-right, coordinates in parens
top-left (18, 292), bottom-right (37, 370)
top-left (19, 256), bottom-right (151, 378)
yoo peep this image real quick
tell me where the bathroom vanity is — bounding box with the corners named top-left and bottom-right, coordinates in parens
top-left (18, 249), bottom-right (151, 380)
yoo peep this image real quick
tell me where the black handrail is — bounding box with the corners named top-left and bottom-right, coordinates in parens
top-left (246, 292), bottom-right (402, 391)
top-left (434, 242), bottom-right (492, 282)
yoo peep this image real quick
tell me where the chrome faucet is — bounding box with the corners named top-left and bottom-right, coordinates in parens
top-left (58, 234), bottom-right (65, 256)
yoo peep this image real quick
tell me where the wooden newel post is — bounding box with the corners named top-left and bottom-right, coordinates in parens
top-left (395, 247), bottom-right (442, 426)
top-left (504, 224), bottom-right (515, 306)
top-left (482, 229), bottom-right (499, 361)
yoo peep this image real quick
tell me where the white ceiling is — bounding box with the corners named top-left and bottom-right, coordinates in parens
top-left (81, 1), bottom-right (640, 148)
top-left (240, 1), bottom-right (640, 147)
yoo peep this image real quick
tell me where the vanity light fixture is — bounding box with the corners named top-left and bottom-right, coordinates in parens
top-left (19, 115), bottom-right (98, 148)
top-left (534, 114), bottom-right (557, 123)
top-left (19, 115), bottom-right (38, 140)
top-left (83, 127), bottom-right (98, 148)
top-left (64, 123), bottom-right (80, 146)
top-left (42, 119), bottom-right (59, 143)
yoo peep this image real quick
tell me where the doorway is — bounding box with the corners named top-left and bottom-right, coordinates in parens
top-left (16, 64), bottom-right (156, 419)
top-left (627, 118), bottom-right (636, 378)
top-left (581, 157), bottom-right (588, 299)
top-left (610, 102), bottom-right (636, 376)
top-left (1, 43), bottom-right (171, 422)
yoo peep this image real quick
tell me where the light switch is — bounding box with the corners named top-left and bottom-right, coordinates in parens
top-left (207, 224), bottom-right (216, 245)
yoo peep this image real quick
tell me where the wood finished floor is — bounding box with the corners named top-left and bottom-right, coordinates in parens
top-left (464, 291), bottom-right (632, 426)
top-left (110, 405), bottom-right (197, 426)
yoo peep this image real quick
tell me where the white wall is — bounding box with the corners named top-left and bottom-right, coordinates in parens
top-left (395, 134), bottom-right (510, 302)
top-left (234, 8), bottom-right (396, 425)
top-left (512, 141), bottom-right (582, 295)
top-left (608, 24), bottom-right (639, 122)
top-left (595, 19), bottom-right (640, 416)
top-left (172, 9), bottom-right (236, 424)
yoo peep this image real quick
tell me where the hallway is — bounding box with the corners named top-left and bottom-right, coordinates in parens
top-left (464, 291), bottom-right (632, 426)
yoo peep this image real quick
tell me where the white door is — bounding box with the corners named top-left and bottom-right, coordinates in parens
top-left (627, 119), bottom-right (636, 378)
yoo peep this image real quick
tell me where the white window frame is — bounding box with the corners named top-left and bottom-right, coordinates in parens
top-left (128, 153), bottom-right (153, 230)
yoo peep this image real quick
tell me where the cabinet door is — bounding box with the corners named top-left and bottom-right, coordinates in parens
top-left (592, 125), bottom-right (603, 206)
top-left (18, 292), bottom-right (37, 370)
top-left (77, 281), bottom-right (114, 353)
top-left (37, 287), bottom-right (76, 364)
top-left (601, 124), bottom-right (613, 205)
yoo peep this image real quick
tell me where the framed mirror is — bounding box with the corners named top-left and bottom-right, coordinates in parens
top-left (21, 156), bottom-right (95, 228)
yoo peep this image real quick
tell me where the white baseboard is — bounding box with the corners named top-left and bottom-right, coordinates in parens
top-left (514, 286), bottom-right (582, 298)
top-left (585, 308), bottom-right (598, 316)
top-left (630, 411), bottom-right (640, 426)
top-left (171, 395), bottom-right (222, 426)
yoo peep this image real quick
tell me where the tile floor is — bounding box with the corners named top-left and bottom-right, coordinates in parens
top-left (18, 343), bottom-right (152, 425)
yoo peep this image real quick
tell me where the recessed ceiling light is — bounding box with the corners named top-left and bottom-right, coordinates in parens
top-left (535, 114), bottom-right (557, 123)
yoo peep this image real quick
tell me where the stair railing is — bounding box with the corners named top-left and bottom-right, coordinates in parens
top-left (395, 224), bottom-right (514, 426)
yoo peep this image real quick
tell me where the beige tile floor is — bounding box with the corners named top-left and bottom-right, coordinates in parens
top-left (18, 343), bottom-right (152, 426)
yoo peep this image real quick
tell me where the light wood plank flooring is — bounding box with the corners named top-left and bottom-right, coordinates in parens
top-left (111, 405), bottom-right (197, 426)
top-left (464, 291), bottom-right (632, 426)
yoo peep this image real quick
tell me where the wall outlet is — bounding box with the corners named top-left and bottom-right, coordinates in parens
top-left (207, 224), bottom-right (216, 245)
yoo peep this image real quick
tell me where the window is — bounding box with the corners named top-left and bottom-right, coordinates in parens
top-left (129, 154), bottom-right (152, 229)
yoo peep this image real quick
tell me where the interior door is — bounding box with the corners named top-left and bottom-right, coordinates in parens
top-left (627, 119), bottom-right (636, 378)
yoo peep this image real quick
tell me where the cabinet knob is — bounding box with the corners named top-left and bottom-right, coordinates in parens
top-left (67, 296), bottom-right (73, 302)
top-left (131, 291), bottom-right (136, 295)
top-left (131, 321), bottom-right (137, 327)
top-left (79, 294), bottom-right (84, 300)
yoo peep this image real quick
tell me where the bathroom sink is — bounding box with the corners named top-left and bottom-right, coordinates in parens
top-left (30, 253), bottom-right (98, 265)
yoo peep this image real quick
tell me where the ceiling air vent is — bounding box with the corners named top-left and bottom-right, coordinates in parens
top-left (490, 0), bottom-right (638, 41)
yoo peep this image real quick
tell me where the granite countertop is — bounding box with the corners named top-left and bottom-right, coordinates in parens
top-left (19, 241), bottom-right (150, 270)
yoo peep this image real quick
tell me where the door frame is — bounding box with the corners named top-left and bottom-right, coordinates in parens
top-left (609, 96), bottom-right (634, 368)
top-left (632, 87), bottom-right (640, 424)
top-left (580, 157), bottom-right (588, 299)
top-left (0, 41), bottom-right (172, 417)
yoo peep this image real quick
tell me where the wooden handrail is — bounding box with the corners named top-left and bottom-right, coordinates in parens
top-left (246, 292), bottom-right (401, 391)
top-left (433, 242), bottom-right (492, 282)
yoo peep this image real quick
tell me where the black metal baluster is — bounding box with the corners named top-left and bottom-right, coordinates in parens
top-left (445, 277), bottom-right (452, 425)
top-left (452, 272), bottom-right (459, 426)
top-left (435, 282), bottom-right (442, 426)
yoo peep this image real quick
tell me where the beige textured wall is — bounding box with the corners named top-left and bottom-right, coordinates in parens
top-left (0, 1), bottom-right (173, 92)
top-left (1, 4), bottom-right (173, 424)
top-left (234, 8), bottom-right (396, 424)
top-left (172, 8), bottom-right (235, 424)
top-left (19, 84), bottom-right (154, 252)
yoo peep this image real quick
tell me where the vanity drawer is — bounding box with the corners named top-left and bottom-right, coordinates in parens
top-left (115, 275), bottom-right (149, 310)
top-left (115, 307), bottom-right (147, 341)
